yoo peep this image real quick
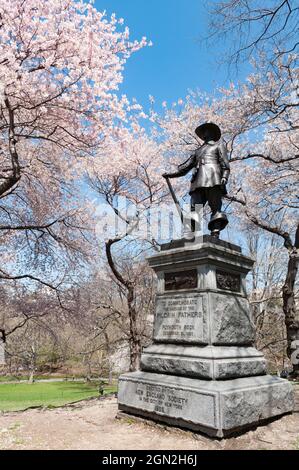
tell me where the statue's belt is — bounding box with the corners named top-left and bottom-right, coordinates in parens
top-left (196, 157), bottom-right (219, 166)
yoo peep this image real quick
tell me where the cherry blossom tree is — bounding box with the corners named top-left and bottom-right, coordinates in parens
top-left (245, 229), bottom-right (289, 373)
top-left (206, 0), bottom-right (299, 373)
top-left (0, 0), bottom-right (148, 343)
top-left (207, 0), bottom-right (298, 67)
top-left (88, 123), bottom-right (168, 370)
top-left (221, 77), bottom-right (299, 371)
top-left (205, 0), bottom-right (299, 372)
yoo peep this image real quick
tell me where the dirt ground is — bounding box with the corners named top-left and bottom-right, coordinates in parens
top-left (0, 392), bottom-right (299, 450)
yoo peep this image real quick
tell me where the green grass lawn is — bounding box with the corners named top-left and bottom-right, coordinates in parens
top-left (0, 381), bottom-right (117, 412)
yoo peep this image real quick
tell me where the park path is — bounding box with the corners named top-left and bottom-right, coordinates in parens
top-left (0, 377), bottom-right (108, 385)
top-left (0, 391), bottom-right (299, 450)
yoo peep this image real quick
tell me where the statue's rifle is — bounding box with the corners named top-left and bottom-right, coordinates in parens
top-left (164, 176), bottom-right (184, 225)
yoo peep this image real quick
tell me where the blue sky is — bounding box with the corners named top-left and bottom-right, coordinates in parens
top-left (95, 0), bottom-right (251, 110)
top-left (93, 0), bottom-right (252, 247)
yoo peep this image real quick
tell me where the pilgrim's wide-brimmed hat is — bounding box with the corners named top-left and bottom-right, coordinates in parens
top-left (195, 122), bottom-right (221, 142)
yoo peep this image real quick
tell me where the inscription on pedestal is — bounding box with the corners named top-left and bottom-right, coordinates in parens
top-left (136, 383), bottom-right (189, 414)
top-left (118, 377), bottom-right (217, 428)
top-left (154, 293), bottom-right (204, 343)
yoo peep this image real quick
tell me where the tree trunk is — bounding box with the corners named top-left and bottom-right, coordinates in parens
top-left (104, 332), bottom-right (113, 385)
top-left (105, 239), bottom-right (142, 373)
top-left (28, 345), bottom-right (36, 383)
top-left (128, 286), bottom-right (141, 372)
top-left (283, 249), bottom-right (299, 376)
top-left (28, 370), bottom-right (35, 384)
top-left (85, 357), bottom-right (92, 382)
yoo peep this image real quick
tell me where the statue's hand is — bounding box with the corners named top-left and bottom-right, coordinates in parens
top-left (221, 177), bottom-right (227, 185)
top-left (162, 172), bottom-right (171, 178)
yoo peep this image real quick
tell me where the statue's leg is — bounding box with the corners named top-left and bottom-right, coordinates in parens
top-left (208, 186), bottom-right (222, 215)
top-left (208, 186), bottom-right (222, 238)
top-left (207, 187), bottom-right (225, 237)
top-left (191, 189), bottom-right (206, 232)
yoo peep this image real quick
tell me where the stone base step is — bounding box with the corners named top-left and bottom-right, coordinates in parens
top-left (118, 371), bottom-right (294, 438)
top-left (141, 344), bottom-right (267, 380)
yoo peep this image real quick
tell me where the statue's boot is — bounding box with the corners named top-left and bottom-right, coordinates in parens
top-left (208, 211), bottom-right (228, 238)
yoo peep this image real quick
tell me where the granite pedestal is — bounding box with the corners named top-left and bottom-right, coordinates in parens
top-left (118, 236), bottom-right (294, 438)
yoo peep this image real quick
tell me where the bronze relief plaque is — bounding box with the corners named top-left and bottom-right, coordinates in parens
top-left (216, 270), bottom-right (241, 292)
top-left (165, 269), bottom-right (197, 291)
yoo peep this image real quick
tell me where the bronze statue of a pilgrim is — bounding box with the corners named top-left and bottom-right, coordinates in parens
top-left (163, 122), bottom-right (230, 239)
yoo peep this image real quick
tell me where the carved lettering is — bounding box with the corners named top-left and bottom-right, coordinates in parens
top-left (154, 293), bottom-right (204, 343)
top-left (136, 384), bottom-right (189, 413)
